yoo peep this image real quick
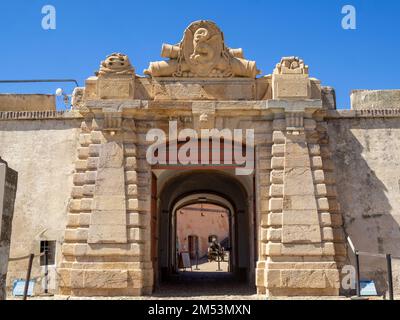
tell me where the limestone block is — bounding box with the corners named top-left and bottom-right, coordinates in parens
top-left (83, 185), bottom-right (95, 197)
top-left (317, 198), bottom-right (330, 211)
top-left (269, 198), bottom-right (283, 212)
top-left (67, 214), bottom-right (79, 227)
top-left (125, 171), bottom-right (138, 184)
top-left (283, 210), bottom-right (321, 226)
top-left (265, 243), bottom-right (282, 256)
top-left (282, 225), bottom-right (321, 244)
top-left (270, 170), bottom-right (283, 184)
top-left (320, 212), bottom-right (332, 227)
top-left (257, 146), bottom-right (270, 159)
top-left (304, 119), bottom-right (317, 131)
top-left (283, 195), bottom-right (318, 211)
top-left (258, 160), bottom-right (271, 170)
top-left (260, 186), bottom-right (270, 199)
top-left (267, 228), bottom-right (282, 241)
top-left (125, 157), bottom-right (137, 170)
top-left (308, 144), bottom-right (320, 156)
top-left (78, 147), bottom-right (89, 159)
top-left (332, 228), bottom-right (345, 242)
top-left (272, 74), bottom-right (310, 99)
top-left (322, 159), bottom-right (335, 171)
top-left (271, 157), bottom-right (284, 169)
top-left (88, 225), bottom-right (128, 244)
top-left (65, 228), bottom-right (88, 242)
top-left (315, 184), bottom-right (327, 197)
top-left (85, 171), bottom-right (97, 184)
top-left (272, 144), bottom-right (285, 156)
top-left (90, 210), bottom-right (126, 226)
top-left (272, 131), bottom-right (286, 144)
top-left (138, 199), bottom-right (151, 212)
top-left (281, 244), bottom-right (323, 256)
top-left (320, 145), bottom-right (331, 158)
top-left (272, 119), bottom-right (286, 131)
top-left (260, 199), bottom-right (269, 213)
top-left (79, 134), bottom-right (91, 147)
top-left (326, 186), bottom-right (337, 197)
top-left (71, 186), bottom-right (83, 198)
top-left (334, 243), bottom-right (347, 256)
top-left (270, 184), bottom-right (283, 197)
top-left (97, 76), bottom-right (134, 100)
top-left (126, 184), bottom-right (138, 197)
top-left (89, 144), bottom-right (101, 157)
top-left (69, 199), bottom-right (81, 212)
top-left (127, 212), bottom-right (144, 227)
top-left (280, 269), bottom-right (339, 289)
top-left (90, 131), bottom-right (104, 144)
top-left (312, 170), bottom-right (325, 184)
top-left (128, 228), bottom-right (142, 242)
top-left (87, 157), bottom-right (99, 170)
top-left (73, 173), bottom-right (86, 186)
top-left (80, 198), bottom-right (93, 211)
top-left (79, 213), bottom-right (91, 226)
top-left (124, 144), bottom-right (137, 156)
top-left (268, 212), bottom-right (283, 226)
top-left (322, 227), bottom-right (334, 241)
top-left (322, 243), bottom-right (335, 256)
top-left (310, 156), bottom-right (323, 169)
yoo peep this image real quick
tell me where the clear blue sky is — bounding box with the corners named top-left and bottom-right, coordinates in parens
top-left (0, 0), bottom-right (399, 109)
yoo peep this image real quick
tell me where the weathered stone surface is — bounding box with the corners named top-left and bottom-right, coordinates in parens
top-left (351, 90), bottom-right (400, 110)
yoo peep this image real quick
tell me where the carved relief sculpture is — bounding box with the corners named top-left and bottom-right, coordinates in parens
top-left (96, 53), bottom-right (135, 76)
top-left (144, 20), bottom-right (260, 78)
top-left (273, 56), bottom-right (309, 75)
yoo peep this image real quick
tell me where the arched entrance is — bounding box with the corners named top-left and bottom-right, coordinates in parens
top-left (152, 169), bottom-right (256, 292)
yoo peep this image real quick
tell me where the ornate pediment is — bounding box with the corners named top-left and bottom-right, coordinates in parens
top-left (144, 20), bottom-right (260, 78)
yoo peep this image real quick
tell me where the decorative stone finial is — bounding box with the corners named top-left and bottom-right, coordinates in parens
top-left (144, 20), bottom-right (261, 78)
top-left (273, 56), bottom-right (309, 75)
top-left (96, 53), bottom-right (135, 76)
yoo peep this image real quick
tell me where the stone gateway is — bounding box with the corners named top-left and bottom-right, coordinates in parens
top-left (1, 20), bottom-right (400, 298)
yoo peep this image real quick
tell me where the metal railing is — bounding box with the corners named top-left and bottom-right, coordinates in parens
top-left (347, 236), bottom-right (395, 300)
top-left (8, 251), bottom-right (47, 300)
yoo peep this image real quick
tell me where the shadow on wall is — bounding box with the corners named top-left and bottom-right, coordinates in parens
top-left (329, 118), bottom-right (400, 296)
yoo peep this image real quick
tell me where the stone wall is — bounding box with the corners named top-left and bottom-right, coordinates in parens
top-left (0, 117), bottom-right (81, 295)
top-left (327, 114), bottom-right (400, 295)
top-left (0, 94), bottom-right (55, 112)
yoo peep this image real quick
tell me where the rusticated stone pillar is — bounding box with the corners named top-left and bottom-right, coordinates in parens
top-left (59, 109), bottom-right (153, 297)
top-left (256, 100), bottom-right (344, 297)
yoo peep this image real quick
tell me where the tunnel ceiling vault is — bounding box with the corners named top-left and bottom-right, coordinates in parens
top-left (157, 169), bottom-right (251, 212)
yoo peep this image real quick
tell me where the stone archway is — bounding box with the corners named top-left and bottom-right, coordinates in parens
top-left (154, 169), bottom-right (255, 289)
